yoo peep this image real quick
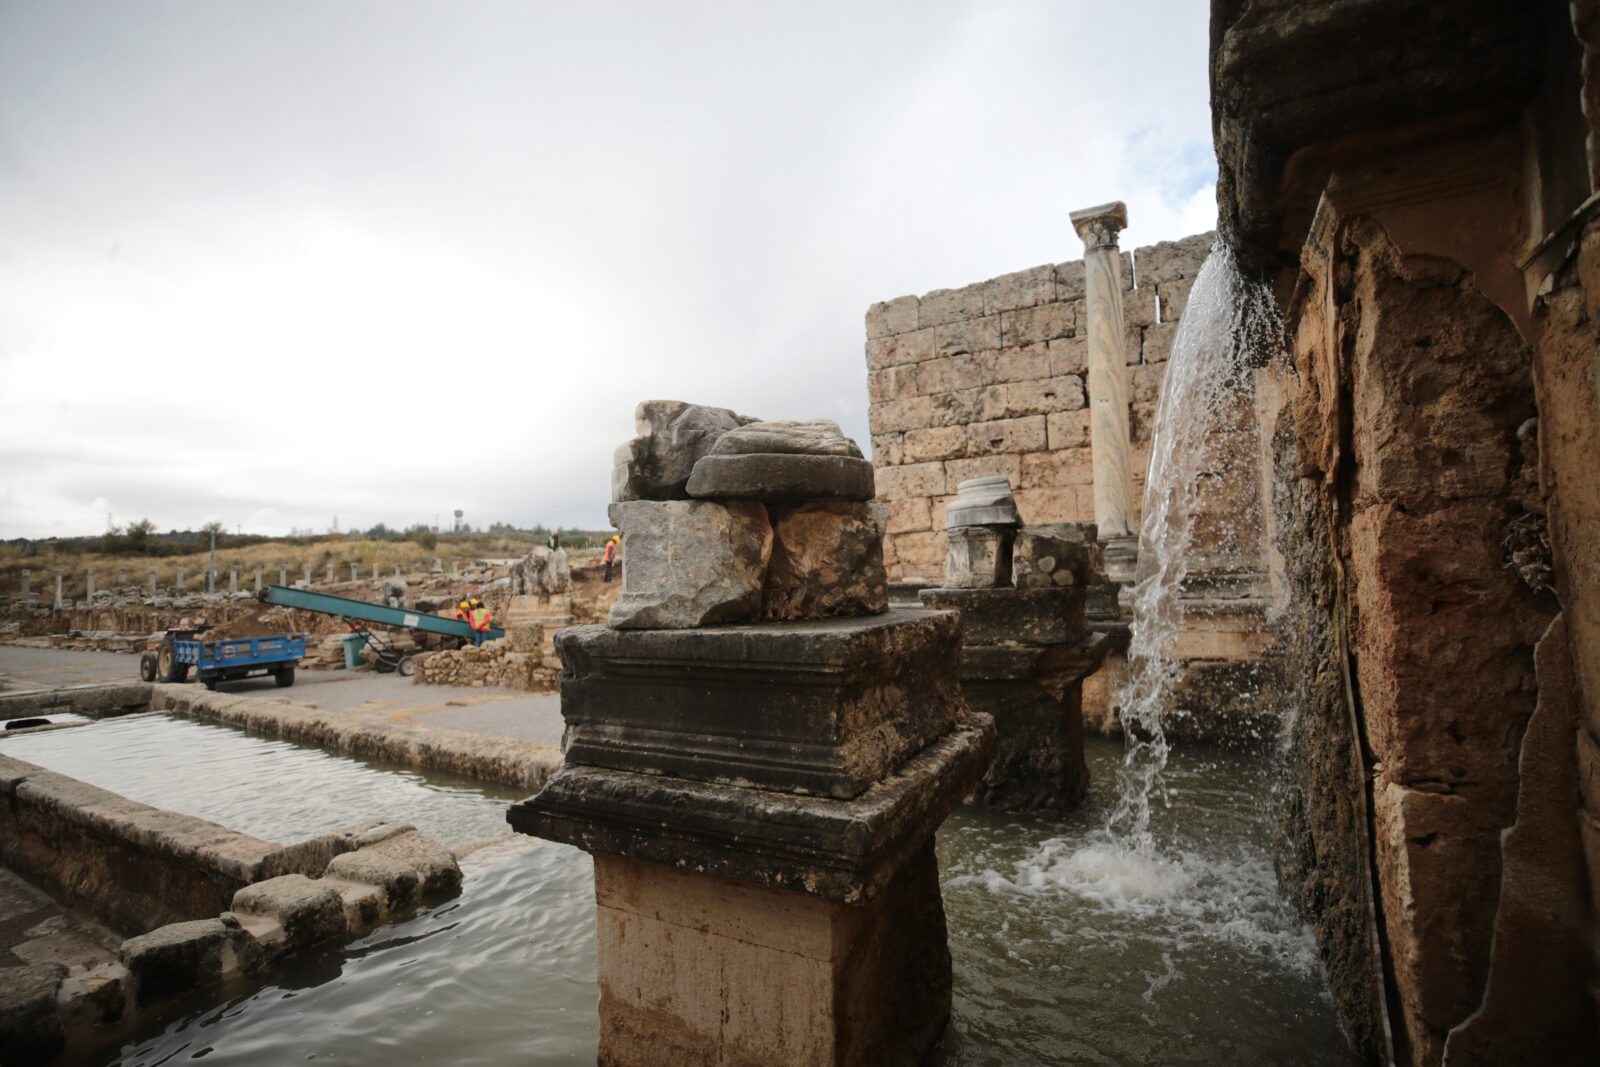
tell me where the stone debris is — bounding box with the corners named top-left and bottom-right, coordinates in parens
top-left (1012, 523), bottom-right (1103, 588)
top-left (606, 499), bottom-right (773, 629)
top-left (762, 502), bottom-right (889, 620)
top-left (412, 638), bottom-right (557, 691)
top-left (379, 577), bottom-right (407, 608)
top-left (611, 400), bottom-right (758, 501)
top-left (508, 545), bottom-right (571, 595)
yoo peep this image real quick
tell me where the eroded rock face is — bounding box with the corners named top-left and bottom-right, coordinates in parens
top-left (762, 502), bottom-right (889, 620)
top-left (607, 500), bottom-right (773, 629)
top-left (611, 400), bottom-right (758, 501)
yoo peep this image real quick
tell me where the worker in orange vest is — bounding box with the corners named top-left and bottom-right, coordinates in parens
top-left (602, 535), bottom-right (620, 582)
top-left (468, 597), bottom-right (492, 645)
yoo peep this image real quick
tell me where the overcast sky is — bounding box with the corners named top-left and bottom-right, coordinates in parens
top-left (0, 0), bottom-right (1216, 539)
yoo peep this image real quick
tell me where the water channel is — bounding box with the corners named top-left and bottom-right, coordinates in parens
top-left (0, 717), bottom-right (1357, 1065)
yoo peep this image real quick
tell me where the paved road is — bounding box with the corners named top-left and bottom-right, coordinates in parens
top-left (0, 646), bottom-right (565, 747)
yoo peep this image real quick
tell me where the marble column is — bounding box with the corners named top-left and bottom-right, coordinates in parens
top-left (325, 564), bottom-right (333, 584)
top-left (176, 566), bottom-right (185, 592)
top-left (279, 564), bottom-right (287, 586)
top-left (149, 568), bottom-right (157, 596)
top-left (350, 562), bottom-right (359, 582)
top-left (54, 570), bottom-right (64, 609)
top-left (255, 565), bottom-right (263, 593)
top-left (229, 568), bottom-right (238, 594)
top-left (118, 567), bottom-right (127, 585)
top-left (1070, 200), bottom-right (1137, 582)
top-left (86, 568), bottom-right (96, 600)
top-left (303, 563), bottom-right (312, 585)
top-left (19, 569), bottom-right (29, 598)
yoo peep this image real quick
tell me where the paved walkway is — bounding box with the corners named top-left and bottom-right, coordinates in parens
top-left (0, 646), bottom-right (566, 747)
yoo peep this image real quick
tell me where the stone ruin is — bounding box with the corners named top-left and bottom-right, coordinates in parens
top-left (920, 475), bottom-right (1111, 810)
top-left (511, 399), bottom-right (995, 1067)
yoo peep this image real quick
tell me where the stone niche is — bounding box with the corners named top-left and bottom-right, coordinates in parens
top-left (510, 401), bottom-right (994, 1067)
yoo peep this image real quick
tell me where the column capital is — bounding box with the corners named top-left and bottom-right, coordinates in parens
top-left (1070, 201), bottom-right (1129, 251)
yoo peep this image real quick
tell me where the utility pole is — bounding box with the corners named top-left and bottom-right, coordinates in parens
top-left (207, 527), bottom-right (217, 595)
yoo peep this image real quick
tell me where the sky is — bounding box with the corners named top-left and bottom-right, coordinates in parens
top-left (0, 0), bottom-right (1217, 539)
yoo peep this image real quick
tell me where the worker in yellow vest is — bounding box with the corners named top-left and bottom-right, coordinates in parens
top-left (468, 597), bottom-right (492, 645)
top-left (602, 535), bottom-right (620, 582)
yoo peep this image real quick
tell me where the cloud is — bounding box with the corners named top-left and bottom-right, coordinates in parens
top-left (0, 0), bottom-right (1214, 538)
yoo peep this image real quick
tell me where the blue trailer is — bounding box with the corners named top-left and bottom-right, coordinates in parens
top-left (149, 631), bottom-right (307, 690)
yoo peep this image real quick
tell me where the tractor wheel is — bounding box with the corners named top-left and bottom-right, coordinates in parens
top-left (201, 673), bottom-right (219, 691)
top-left (274, 667), bottom-right (295, 688)
top-left (156, 639), bottom-right (183, 683)
top-left (139, 653), bottom-right (158, 682)
top-left (396, 655), bottom-right (414, 678)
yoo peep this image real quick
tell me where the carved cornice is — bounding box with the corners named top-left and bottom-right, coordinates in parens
top-left (1070, 201), bottom-right (1129, 251)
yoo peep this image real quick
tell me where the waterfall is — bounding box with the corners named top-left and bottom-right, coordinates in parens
top-left (1105, 239), bottom-right (1281, 848)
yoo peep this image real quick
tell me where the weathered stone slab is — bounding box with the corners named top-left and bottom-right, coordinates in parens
top-left (919, 587), bottom-right (1089, 647)
top-left (944, 475), bottom-right (1022, 528)
top-left (0, 962), bottom-right (66, 1064)
top-left (605, 500), bottom-right (773, 629)
top-left (119, 916), bottom-right (258, 1003)
top-left (762, 502), bottom-right (889, 620)
top-left (230, 875), bottom-right (344, 948)
top-left (552, 611), bottom-right (966, 798)
top-left (962, 680), bottom-right (1088, 811)
top-left (507, 713), bottom-right (994, 904)
top-left (704, 418), bottom-right (863, 458)
top-left (685, 453), bottom-right (876, 502)
top-left (611, 400), bottom-right (757, 501)
top-left (1013, 522), bottom-right (1103, 588)
top-left (943, 526), bottom-right (1014, 589)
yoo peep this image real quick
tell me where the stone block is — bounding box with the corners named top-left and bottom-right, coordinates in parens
top-left (590, 844), bottom-right (953, 1067)
top-left (1125, 324), bottom-right (1144, 365)
top-left (991, 377), bottom-right (1086, 419)
top-left (1000, 303), bottom-right (1076, 347)
top-left (120, 917), bottom-right (257, 1003)
top-left (918, 283), bottom-right (985, 327)
top-left (689, 455), bottom-right (876, 502)
top-left (1046, 409), bottom-right (1093, 451)
top-left (919, 587), bottom-right (1090, 646)
top-left (865, 328), bottom-right (935, 370)
top-left (903, 425), bottom-right (967, 463)
top-left (230, 875), bottom-right (345, 948)
top-left (891, 531), bottom-right (944, 571)
top-left (0, 962), bottom-right (66, 1064)
top-left (1055, 259), bottom-right (1086, 303)
top-left (1132, 361), bottom-right (1167, 406)
top-left (983, 264), bottom-right (1056, 314)
top-left (869, 432), bottom-right (905, 466)
top-left (509, 712), bottom-right (995, 901)
top-left (944, 454), bottom-right (1021, 490)
top-left (872, 461), bottom-right (945, 500)
top-left (1125, 286), bottom-right (1158, 328)
top-left (706, 419), bottom-right (864, 459)
top-left (353, 829), bottom-right (462, 896)
top-left (762, 502), bottom-right (889, 620)
top-left (323, 850), bottom-right (422, 911)
top-left (963, 680), bottom-right (1089, 811)
top-left (934, 315), bottom-right (1001, 358)
top-left (868, 395), bottom-right (932, 435)
top-left (916, 353), bottom-right (983, 395)
top-left (1012, 486), bottom-right (1084, 526)
top-left (927, 387), bottom-right (983, 428)
top-left (1047, 334), bottom-right (1088, 376)
top-left (1019, 448), bottom-right (1095, 489)
top-left (944, 526), bottom-right (1014, 589)
top-left (550, 612), bottom-right (967, 800)
top-left (865, 295), bottom-right (918, 338)
top-left (612, 400), bottom-right (758, 501)
top-left (986, 342), bottom-right (1051, 384)
top-left (884, 497), bottom-right (932, 535)
top-left (606, 500), bottom-right (773, 628)
top-left (1143, 319), bottom-right (1178, 363)
top-left (1157, 276), bottom-right (1194, 320)
top-left (1133, 233), bottom-right (1213, 287)
top-left (1012, 523), bottom-right (1103, 587)
top-left (967, 415), bottom-right (1047, 455)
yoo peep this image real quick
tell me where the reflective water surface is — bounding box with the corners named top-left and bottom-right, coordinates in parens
top-left (3, 719), bottom-right (1358, 1066)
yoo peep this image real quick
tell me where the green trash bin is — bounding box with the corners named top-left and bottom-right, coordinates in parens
top-left (340, 632), bottom-right (368, 669)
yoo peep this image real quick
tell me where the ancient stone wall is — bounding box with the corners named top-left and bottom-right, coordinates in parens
top-left (865, 233), bottom-right (1213, 581)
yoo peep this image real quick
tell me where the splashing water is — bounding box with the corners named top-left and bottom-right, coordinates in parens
top-left (1103, 239), bottom-right (1281, 849)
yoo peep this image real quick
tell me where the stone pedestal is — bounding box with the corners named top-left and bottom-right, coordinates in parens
top-left (919, 586), bottom-right (1106, 810)
top-left (509, 612), bottom-right (992, 1067)
top-left (1070, 201), bottom-right (1137, 581)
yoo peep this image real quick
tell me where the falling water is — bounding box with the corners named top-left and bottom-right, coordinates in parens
top-left (1105, 238), bottom-right (1282, 847)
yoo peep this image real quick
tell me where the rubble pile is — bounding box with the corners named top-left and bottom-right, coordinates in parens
top-left (411, 625), bottom-right (558, 691)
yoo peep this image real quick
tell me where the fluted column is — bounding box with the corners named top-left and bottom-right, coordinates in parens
top-left (1070, 201), bottom-right (1137, 582)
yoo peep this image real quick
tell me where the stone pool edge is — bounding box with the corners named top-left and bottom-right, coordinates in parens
top-left (148, 683), bottom-right (563, 792)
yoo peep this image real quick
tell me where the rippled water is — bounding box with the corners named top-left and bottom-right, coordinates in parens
top-left (0, 715), bottom-right (524, 849)
top-left (5, 718), bottom-right (1354, 1065)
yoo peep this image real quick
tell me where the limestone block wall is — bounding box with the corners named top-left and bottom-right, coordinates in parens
top-left (866, 232), bottom-right (1213, 581)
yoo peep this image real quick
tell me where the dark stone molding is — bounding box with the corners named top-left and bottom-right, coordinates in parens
top-left (507, 714), bottom-right (994, 905)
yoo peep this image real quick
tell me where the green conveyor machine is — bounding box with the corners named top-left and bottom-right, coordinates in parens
top-left (256, 583), bottom-right (505, 643)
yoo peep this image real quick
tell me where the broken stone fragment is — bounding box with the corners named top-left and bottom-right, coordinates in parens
top-left (606, 500), bottom-right (773, 629)
top-left (944, 476), bottom-right (1023, 528)
top-left (762, 502), bottom-right (889, 619)
top-left (510, 545), bottom-right (571, 595)
top-left (229, 875), bottom-right (345, 948)
top-left (944, 526), bottom-right (1015, 589)
top-left (1013, 523), bottom-right (1103, 588)
top-left (685, 418), bottom-right (876, 502)
top-left (611, 400), bottom-right (759, 501)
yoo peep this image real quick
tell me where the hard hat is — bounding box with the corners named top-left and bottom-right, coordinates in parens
top-left (459, 601), bottom-right (469, 610)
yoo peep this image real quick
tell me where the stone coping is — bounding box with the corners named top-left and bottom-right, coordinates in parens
top-left (508, 713), bottom-right (995, 905)
top-left (150, 684), bottom-right (562, 792)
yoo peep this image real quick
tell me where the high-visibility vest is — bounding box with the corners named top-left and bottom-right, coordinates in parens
top-left (603, 541), bottom-right (617, 563)
top-left (470, 607), bottom-right (491, 631)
